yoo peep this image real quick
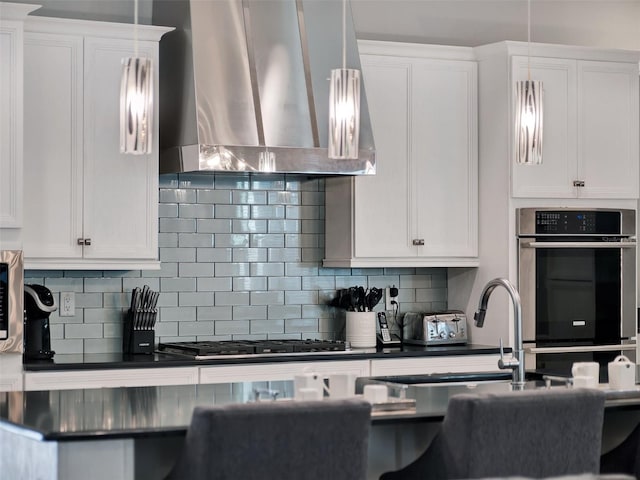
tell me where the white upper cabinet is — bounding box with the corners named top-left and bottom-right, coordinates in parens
top-left (324, 41), bottom-right (478, 268)
top-left (0, 3), bottom-right (39, 248)
top-left (22, 17), bottom-right (172, 269)
top-left (511, 56), bottom-right (577, 198)
top-left (506, 46), bottom-right (640, 199)
top-left (353, 55), bottom-right (412, 259)
top-left (82, 36), bottom-right (160, 261)
top-left (23, 31), bottom-right (83, 260)
top-left (577, 60), bottom-right (639, 198)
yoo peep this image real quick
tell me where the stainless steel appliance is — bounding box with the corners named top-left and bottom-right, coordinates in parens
top-left (0, 250), bottom-right (23, 353)
top-left (158, 339), bottom-right (349, 360)
top-left (402, 311), bottom-right (468, 346)
top-left (23, 284), bottom-right (56, 360)
top-left (517, 208), bottom-right (636, 375)
top-left (153, 0), bottom-right (375, 176)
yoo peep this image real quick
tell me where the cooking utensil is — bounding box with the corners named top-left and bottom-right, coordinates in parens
top-left (349, 287), bottom-right (359, 312)
top-left (130, 287), bottom-right (140, 311)
top-left (365, 287), bottom-right (383, 311)
top-left (142, 285), bottom-right (150, 307)
top-left (373, 287), bottom-right (383, 309)
top-left (357, 286), bottom-right (366, 311)
top-left (150, 291), bottom-right (159, 328)
top-left (339, 289), bottom-right (351, 310)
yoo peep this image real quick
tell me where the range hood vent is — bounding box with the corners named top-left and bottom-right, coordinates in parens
top-left (152, 0), bottom-right (375, 175)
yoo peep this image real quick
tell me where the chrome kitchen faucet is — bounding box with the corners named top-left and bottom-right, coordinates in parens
top-left (474, 278), bottom-right (526, 387)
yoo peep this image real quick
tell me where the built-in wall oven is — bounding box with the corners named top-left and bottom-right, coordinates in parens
top-left (517, 208), bottom-right (636, 378)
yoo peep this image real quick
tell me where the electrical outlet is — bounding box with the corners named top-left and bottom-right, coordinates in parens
top-left (60, 292), bottom-right (75, 317)
top-left (385, 286), bottom-right (398, 311)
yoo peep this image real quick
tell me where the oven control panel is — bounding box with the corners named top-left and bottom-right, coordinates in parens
top-left (535, 210), bottom-right (621, 235)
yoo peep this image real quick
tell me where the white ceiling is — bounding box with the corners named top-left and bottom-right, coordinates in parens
top-left (16, 0), bottom-right (640, 51)
top-left (350, 0), bottom-right (640, 50)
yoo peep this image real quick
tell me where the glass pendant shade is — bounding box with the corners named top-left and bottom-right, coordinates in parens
top-left (328, 68), bottom-right (361, 160)
top-left (515, 80), bottom-right (543, 165)
top-left (120, 57), bottom-right (153, 155)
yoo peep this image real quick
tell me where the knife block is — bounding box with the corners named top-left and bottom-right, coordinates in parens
top-left (123, 309), bottom-right (155, 354)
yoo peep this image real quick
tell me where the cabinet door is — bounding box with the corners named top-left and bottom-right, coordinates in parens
top-left (23, 33), bottom-right (84, 259)
top-left (0, 20), bottom-right (23, 229)
top-left (578, 60), bottom-right (639, 199)
top-left (511, 56), bottom-right (577, 198)
top-left (412, 58), bottom-right (477, 257)
top-left (369, 355), bottom-right (502, 376)
top-left (199, 360), bottom-right (370, 384)
top-left (24, 367), bottom-right (199, 390)
top-left (354, 56), bottom-right (413, 258)
top-left (82, 37), bottom-right (158, 260)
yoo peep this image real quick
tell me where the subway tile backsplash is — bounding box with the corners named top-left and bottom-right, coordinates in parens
top-left (25, 173), bottom-right (448, 354)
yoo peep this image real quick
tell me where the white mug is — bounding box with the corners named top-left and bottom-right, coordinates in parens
top-left (297, 387), bottom-right (323, 401)
top-left (573, 375), bottom-right (598, 388)
top-left (571, 362), bottom-right (599, 385)
top-left (294, 372), bottom-right (324, 400)
top-left (363, 384), bottom-right (388, 404)
top-left (327, 373), bottom-right (356, 399)
top-left (608, 355), bottom-right (635, 390)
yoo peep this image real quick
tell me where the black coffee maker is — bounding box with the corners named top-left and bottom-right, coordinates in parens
top-left (24, 284), bottom-right (56, 360)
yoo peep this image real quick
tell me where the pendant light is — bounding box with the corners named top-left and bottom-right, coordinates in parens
top-left (514, 0), bottom-right (543, 165)
top-left (328, 0), bottom-right (360, 160)
top-left (120, 0), bottom-right (153, 155)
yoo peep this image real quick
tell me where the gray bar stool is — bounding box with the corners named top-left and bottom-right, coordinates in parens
top-left (380, 388), bottom-right (606, 480)
top-left (600, 422), bottom-right (640, 477)
top-left (165, 398), bottom-right (372, 480)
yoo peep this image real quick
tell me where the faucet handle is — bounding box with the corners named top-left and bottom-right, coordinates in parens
top-left (497, 337), bottom-right (520, 370)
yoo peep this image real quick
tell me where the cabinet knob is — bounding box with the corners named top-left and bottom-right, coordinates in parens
top-left (573, 180), bottom-right (585, 187)
top-left (412, 239), bottom-right (425, 246)
top-left (84, 238), bottom-right (92, 246)
top-left (77, 238), bottom-right (84, 245)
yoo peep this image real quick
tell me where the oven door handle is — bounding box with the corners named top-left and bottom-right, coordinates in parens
top-left (522, 241), bottom-right (636, 249)
top-left (525, 344), bottom-right (636, 354)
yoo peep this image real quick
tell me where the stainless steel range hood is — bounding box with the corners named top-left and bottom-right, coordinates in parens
top-left (152, 0), bottom-right (375, 175)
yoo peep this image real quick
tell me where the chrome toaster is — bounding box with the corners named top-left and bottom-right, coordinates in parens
top-left (402, 311), bottom-right (468, 346)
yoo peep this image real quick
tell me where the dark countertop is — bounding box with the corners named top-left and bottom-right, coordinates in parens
top-left (22, 343), bottom-right (505, 371)
top-left (3, 377), bottom-right (640, 442)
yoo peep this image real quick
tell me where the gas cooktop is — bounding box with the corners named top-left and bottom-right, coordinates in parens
top-left (157, 339), bottom-right (349, 359)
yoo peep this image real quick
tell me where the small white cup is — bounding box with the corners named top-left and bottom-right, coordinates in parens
top-left (297, 387), bottom-right (323, 401)
top-left (573, 375), bottom-right (598, 388)
top-left (571, 362), bottom-right (599, 385)
top-left (328, 373), bottom-right (356, 399)
top-left (363, 384), bottom-right (388, 404)
top-left (294, 372), bottom-right (324, 400)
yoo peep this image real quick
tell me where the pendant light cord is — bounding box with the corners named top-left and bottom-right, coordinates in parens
top-left (342, 0), bottom-right (346, 70)
top-left (527, 0), bottom-right (531, 81)
top-left (134, 0), bottom-right (139, 58)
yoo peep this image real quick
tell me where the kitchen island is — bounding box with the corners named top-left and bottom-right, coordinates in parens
top-left (2, 378), bottom-right (640, 480)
